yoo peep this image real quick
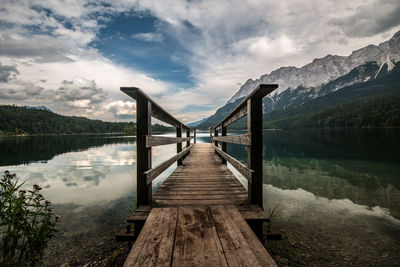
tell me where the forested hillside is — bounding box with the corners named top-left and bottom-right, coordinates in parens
top-left (0, 105), bottom-right (136, 135)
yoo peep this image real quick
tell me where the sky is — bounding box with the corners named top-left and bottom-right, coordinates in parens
top-left (0, 0), bottom-right (400, 123)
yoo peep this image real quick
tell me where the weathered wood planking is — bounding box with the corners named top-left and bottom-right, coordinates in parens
top-left (123, 207), bottom-right (178, 266)
top-left (144, 145), bottom-right (191, 185)
top-left (123, 206), bottom-right (277, 266)
top-left (209, 205), bottom-right (277, 266)
top-left (153, 143), bottom-right (248, 206)
top-left (172, 206), bottom-right (228, 266)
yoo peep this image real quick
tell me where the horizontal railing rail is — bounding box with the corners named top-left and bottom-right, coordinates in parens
top-left (211, 84), bottom-right (278, 207)
top-left (121, 87), bottom-right (196, 206)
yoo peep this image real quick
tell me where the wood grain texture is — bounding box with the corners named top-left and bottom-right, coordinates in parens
top-left (210, 205), bottom-right (277, 267)
top-left (172, 206), bottom-right (228, 266)
top-left (124, 205), bottom-right (277, 266)
top-left (213, 133), bottom-right (251, 146)
top-left (145, 136), bottom-right (191, 147)
top-left (153, 143), bottom-right (247, 206)
top-left (123, 207), bottom-right (178, 267)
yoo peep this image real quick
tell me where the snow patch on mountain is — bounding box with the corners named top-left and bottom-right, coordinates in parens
top-left (227, 31), bottom-right (400, 104)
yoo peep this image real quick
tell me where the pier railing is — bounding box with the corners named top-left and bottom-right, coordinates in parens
top-left (121, 87), bottom-right (195, 206)
top-left (210, 84), bottom-right (277, 207)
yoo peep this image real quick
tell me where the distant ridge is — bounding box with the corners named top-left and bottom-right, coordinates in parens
top-left (26, 106), bottom-right (53, 113)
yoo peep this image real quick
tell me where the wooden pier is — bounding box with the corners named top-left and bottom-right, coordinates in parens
top-left (120, 84), bottom-right (278, 266)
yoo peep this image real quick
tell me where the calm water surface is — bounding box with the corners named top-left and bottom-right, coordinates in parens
top-left (1, 130), bottom-right (399, 266)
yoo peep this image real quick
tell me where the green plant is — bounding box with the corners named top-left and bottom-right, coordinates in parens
top-left (266, 204), bottom-right (279, 232)
top-left (0, 171), bottom-right (59, 266)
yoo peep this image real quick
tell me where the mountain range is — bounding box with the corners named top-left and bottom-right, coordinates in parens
top-left (197, 31), bottom-right (400, 129)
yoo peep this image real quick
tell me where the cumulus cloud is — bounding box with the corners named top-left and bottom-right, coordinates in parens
top-left (55, 78), bottom-right (107, 105)
top-left (105, 100), bottom-right (136, 119)
top-left (0, 62), bottom-right (19, 82)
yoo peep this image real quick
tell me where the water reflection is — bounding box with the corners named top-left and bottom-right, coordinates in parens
top-left (225, 129), bottom-right (400, 220)
top-left (0, 134), bottom-right (182, 265)
top-left (0, 135), bottom-right (136, 166)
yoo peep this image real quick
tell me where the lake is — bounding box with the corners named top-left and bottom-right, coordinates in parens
top-left (1, 129), bottom-right (399, 266)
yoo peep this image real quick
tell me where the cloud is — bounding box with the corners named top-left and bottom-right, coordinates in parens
top-left (0, 34), bottom-right (74, 63)
top-left (132, 32), bottom-right (163, 42)
top-left (330, 0), bottom-right (400, 37)
top-left (1, 0), bottom-right (400, 123)
top-left (0, 62), bottom-right (19, 82)
top-left (105, 100), bottom-right (136, 119)
top-left (55, 78), bottom-right (107, 105)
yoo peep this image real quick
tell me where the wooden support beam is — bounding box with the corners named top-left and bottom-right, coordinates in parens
top-left (221, 126), bottom-right (227, 165)
top-left (186, 130), bottom-right (190, 148)
top-left (213, 133), bottom-right (251, 146)
top-left (194, 128), bottom-right (197, 143)
top-left (214, 145), bottom-right (253, 182)
top-left (214, 128), bottom-right (218, 148)
top-left (145, 136), bottom-right (191, 148)
top-left (247, 97), bottom-right (263, 207)
top-left (136, 98), bottom-right (152, 206)
top-left (177, 127), bottom-right (183, 165)
top-left (145, 145), bottom-right (191, 185)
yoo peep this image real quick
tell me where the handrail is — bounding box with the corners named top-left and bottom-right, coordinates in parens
top-left (121, 87), bottom-right (196, 206)
top-left (214, 84), bottom-right (277, 130)
top-left (210, 84), bottom-right (277, 207)
top-left (121, 87), bottom-right (190, 130)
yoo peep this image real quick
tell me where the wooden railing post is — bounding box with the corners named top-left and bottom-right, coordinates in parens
top-left (214, 128), bottom-right (218, 149)
top-left (177, 126), bottom-right (183, 165)
top-left (194, 128), bottom-right (197, 143)
top-left (136, 98), bottom-right (152, 206)
top-left (221, 126), bottom-right (227, 165)
top-left (247, 97), bottom-right (263, 207)
top-left (186, 130), bottom-right (190, 148)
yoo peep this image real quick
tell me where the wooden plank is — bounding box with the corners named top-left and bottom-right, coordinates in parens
top-left (121, 87), bottom-right (190, 130)
top-left (116, 229), bottom-right (136, 242)
top-left (172, 207), bottom-right (228, 266)
top-left (214, 145), bottom-right (253, 182)
top-left (154, 199), bottom-right (246, 205)
top-left (127, 211), bottom-right (150, 223)
top-left (210, 205), bottom-right (277, 267)
top-left (123, 208), bottom-right (178, 267)
top-left (145, 145), bottom-right (191, 185)
top-left (153, 194), bottom-right (247, 200)
top-left (145, 136), bottom-right (191, 147)
top-left (213, 133), bottom-right (251, 146)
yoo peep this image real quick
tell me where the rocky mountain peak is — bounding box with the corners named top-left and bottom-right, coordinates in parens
top-left (227, 31), bottom-right (400, 104)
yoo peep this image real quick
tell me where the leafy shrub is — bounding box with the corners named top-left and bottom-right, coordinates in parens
top-left (0, 171), bottom-right (59, 266)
